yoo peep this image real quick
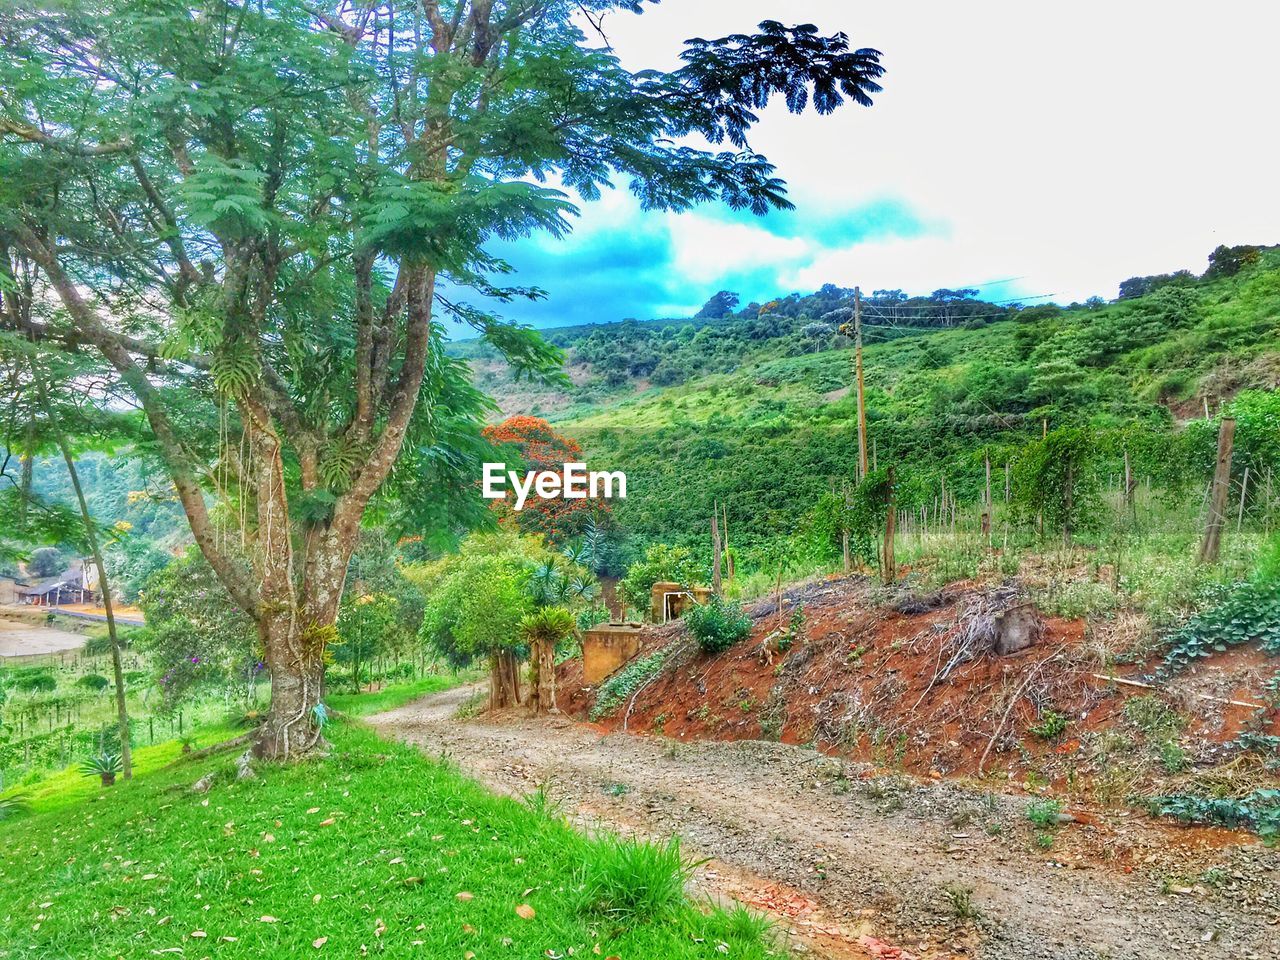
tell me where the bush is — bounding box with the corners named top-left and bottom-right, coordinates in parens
top-left (684, 597), bottom-right (752, 654)
top-left (619, 544), bottom-right (704, 613)
top-left (76, 674), bottom-right (111, 692)
top-left (13, 671), bottom-right (56, 693)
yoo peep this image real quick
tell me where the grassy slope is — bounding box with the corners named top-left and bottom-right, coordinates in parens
top-left (0, 723), bottom-right (773, 960)
top-left (544, 261), bottom-right (1280, 560)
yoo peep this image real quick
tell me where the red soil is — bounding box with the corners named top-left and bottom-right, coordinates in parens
top-left (559, 576), bottom-right (1280, 802)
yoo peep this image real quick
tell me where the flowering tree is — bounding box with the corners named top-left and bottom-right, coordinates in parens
top-left (482, 416), bottom-right (604, 544)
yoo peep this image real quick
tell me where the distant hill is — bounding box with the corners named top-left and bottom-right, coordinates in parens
top-left (478, 244), bottom-right (1280, 563)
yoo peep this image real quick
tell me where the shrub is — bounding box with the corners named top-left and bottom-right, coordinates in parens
top-left (76, 674), bottom-right (111, 692)
top-left (619, 544), bottom-right (704, 613)
top-left (14, 672), bottom-right (56, 693)
top-left (577, 836), bottom-right (692, 922)
top-left (684, 597), bottom-right (752, 654)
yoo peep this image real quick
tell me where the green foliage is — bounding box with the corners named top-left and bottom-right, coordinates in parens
top-left (333, 594), bottom-right (403, 692)
top-left (1028, 710), bottom-right (1068, 741)
top-left (417, 532), bottom-right (557, 666)
top-left (138, 548), bottom-right (260, 708)
top-left (77, 752), bottom-right (123, 782)
top-left (518, 606), bottom-right (578, 648)
top-left (1012, 428), bottom-right (1102, 541)
top-left (685, 597), bottom-right (753, 654)
top-left (13, 670), bottom-right (56, 693)
top-left (1158, 580), bottom-right (1280, 676)
top-left (1025, 798), bottom-right (1064, 828)
top-left (75, 674), bottom-right (111, 692)
top-left (1153, 790), bottom-right (1280, 839)
top-left (577, 836), bottom-right (693, 923)
top-left (591, 650), bottom-right (669, 721)
top-left (620, 544), bottom-right (704, 612)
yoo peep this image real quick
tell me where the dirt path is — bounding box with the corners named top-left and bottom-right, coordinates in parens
top-left (370, 686), bottom-right (1279, 960)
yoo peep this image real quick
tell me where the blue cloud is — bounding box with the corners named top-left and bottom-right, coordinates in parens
top-left (440, 194), bottom-right (943, 338)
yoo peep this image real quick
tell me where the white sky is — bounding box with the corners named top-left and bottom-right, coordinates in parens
top-left (568, 0), bottom-right (1280, 309)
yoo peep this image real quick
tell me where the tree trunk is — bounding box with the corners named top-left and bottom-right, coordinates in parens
top-left (489, 649), bottom-right (522, 710)
top-left (530, 639), bottom-right (558, 714)
top-left (56, 436), bottom-right (133, 781)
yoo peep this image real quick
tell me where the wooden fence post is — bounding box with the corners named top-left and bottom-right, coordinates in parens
top-left (883, 466), bottom-right (897, 585)
top-left (1199, 418), bottom-right (1236, 563)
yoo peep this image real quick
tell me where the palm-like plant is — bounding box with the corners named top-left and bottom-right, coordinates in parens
top-left (79, 752), bottom-right (124, 787)
top-left (0, 793), bottom-right (30, 820)
top-left (519, 606), bottom-right (578, 715)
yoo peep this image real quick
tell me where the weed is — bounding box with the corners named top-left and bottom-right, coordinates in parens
top-left (1029, 710), bottom-right (1069, 741)
top-left (592, 649), bottom-right (668, 720)
top-left (1035, 831), bottom-right (1055, 850)
top-left (577, 836), bottom-right (693, 923)
top-left (944, 884), bottom-right (980, 920)
top-left (1158, 741), bottom-right (1188, 773)
top-left (1026, 797), bottom-right (1064, 829)
top-left (1123, 695), bottom-right (1186, 741)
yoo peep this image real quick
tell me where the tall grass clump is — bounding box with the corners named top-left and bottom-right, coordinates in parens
top-left (578, 835), bottom-right (694, 923)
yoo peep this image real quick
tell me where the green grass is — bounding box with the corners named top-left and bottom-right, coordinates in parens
top-left (0, 722), bottom-right (241, 816)
top-left (0, 723), bottom-right (776, 960)
top-left (326, 672), bottom-right (479, 718)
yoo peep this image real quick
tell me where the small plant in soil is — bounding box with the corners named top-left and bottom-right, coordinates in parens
top-left (1026, 797), bottom-right (1064, 829)
top-left (945, 884), bottom-right (980, 920)
top-left (685, 597), bottom-right (752, 654)
top-left (1034, 831), bottom-right (1055, 850)
top-left (1158, 740), bottom-right (1188, 773)
top-left (1029, 709), bottom-right (1068, 741)
top-left (79, 752), bottom-right (124, 787)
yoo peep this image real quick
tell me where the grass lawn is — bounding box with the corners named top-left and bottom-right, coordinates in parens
top-left (326, 672), bottom-right (480, 717)
top-left (0, 721), bottom-right (777, 960)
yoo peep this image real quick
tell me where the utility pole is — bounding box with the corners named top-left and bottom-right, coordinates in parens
top-left (854, 287), bottom-right (869, 480)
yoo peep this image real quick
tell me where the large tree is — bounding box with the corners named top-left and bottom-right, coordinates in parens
top-left (0, 0), bottom-right (885, 758)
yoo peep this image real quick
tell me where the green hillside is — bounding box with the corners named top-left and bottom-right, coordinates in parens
top-left (500, 247), bottom-right (1280, 569)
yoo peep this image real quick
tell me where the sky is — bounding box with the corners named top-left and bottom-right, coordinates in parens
top-left (468, 1), bottom-right (1280, 332)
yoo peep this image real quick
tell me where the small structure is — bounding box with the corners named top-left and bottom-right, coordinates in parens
top-left (18, 561), bottom-right (97, 607)
top-left (582, 621), bottom-right (646, 685)
top-left (0, 574), bottom-right (23, 605)
top-left (650, 581), bottom-right (713, 623)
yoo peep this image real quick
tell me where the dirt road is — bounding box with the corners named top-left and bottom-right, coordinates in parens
top-left (370, 685), bottom-right (1279, 960)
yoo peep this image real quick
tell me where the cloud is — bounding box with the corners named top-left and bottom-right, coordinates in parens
top-left (444, 0), bottom-right (1280, 335)
top-left (444, 192), bottom-right (939, 335)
